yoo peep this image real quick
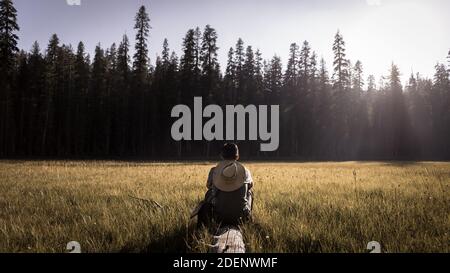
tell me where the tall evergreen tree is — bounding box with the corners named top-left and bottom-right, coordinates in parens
top-left (89, 44), bottom-right (108, 154)
top-left (234, 38), bottom-right (245, 100)
top-left (331, 31), bottom-right (352, 158)
top-left (431, 63), bottom-right (450, 156)
top-left (387, 63), bottom-right (408, 158)
top-left (133, 5), bottom-right (150, 77)
top-left (0, 0), bottom-right (19, 77)
top-left (352, 60), bottom-right (364, 92)
top-left (264, 56), bottom-right (283, 104)
top-left (367, 75), bottom-right (376, 92)
top-left (117, 35), bottom-right (130, 78)
top-left (115, 35), bottom-right (130, 154)
top-left (72, 41), bottom-right (90, 154)
top-left (200, 25), bottom-right (220, 101)
top-left (40, 34), bottom-right (60, 154)
top-left (0, 0), bottom-right (19, 155)
top-left (447, 49), bottom-right (450, 74)
top-left (223, 47), bottom-right (236, 104)
top-left (132, 5), bottom-right (151, 154)
top-left (284, 43), bottom-right (299, 87)
top-left (25, 41), bottom-right (45, 154)
top-left (194, 27), bottom-right (202, 77)
top-left (434, 63), bottom-right (449, 89)
top-left (310, 52), bottom-right (318, 81)
top-left (332, 31), bottom-right (350, 90)
top-left (299, 41), bottom-right (311, 82)
top-left (162, 38), bottom-right (170, 65)
top-left (180, 29), bottom-right (197, 103)
top-left (254, 49), bottom-right (264, 104)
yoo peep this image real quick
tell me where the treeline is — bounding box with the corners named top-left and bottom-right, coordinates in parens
top-left (1, 1), bottom-right (450, 160)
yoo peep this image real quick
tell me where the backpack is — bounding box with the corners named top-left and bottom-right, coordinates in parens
top-left (198, 184), bottom-right (253, 228)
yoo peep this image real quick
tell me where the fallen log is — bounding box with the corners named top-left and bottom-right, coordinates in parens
top-left (209, 227), bottom-right (246, 253)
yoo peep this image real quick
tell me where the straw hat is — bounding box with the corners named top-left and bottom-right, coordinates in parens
top-left (213, 160), bottom-right (246, 192)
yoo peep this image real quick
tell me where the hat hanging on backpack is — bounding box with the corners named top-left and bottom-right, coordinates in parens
top-left (213, 160), bottom-right (246, 192)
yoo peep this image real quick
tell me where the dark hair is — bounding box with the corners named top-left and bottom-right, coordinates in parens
top-left (221, 143), bottom-right (239, 160)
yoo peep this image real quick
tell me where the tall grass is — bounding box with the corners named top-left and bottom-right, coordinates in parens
top-left (0, 161), bottom-right (448, 253)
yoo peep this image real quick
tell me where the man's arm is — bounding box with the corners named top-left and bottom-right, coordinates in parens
top-left (244, 168), bottom-right (253, 190)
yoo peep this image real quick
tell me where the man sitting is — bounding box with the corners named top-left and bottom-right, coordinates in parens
top-left (197, 143), bottom-right (254, 228)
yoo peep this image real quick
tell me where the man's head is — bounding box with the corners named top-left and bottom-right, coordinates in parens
top-left (221, 143), bottom-right (239, 161)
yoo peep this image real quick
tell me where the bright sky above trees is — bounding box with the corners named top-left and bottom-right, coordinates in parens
top-left (15, 0), bottom-right (450, 83)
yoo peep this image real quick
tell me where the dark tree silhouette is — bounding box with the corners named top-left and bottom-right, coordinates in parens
top-left (0, 0), bottom-right (19, 156)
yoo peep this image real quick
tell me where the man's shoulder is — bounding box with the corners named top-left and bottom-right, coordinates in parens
top-left (209, 166), bottom-right (216, 176)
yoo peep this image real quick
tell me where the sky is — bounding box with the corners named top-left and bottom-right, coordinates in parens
top-left (14, 0), bottom-right (450, 85)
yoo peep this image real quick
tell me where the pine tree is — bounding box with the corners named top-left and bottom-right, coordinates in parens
top-left (115, 35), bottom-right (130, 155)
top-left (319, 58), bottom-right (329, 86)
top-left (330, 31), bottom-right (352, 158)
top-left (0, 0), bottom-right (19, 77)
top-left (235, 38), bottom-right (245, 101)
top-left (169, 51), bottom-right (179, 73)
top-left (254, 49), bottom-right (264, 104)
top-left (225, 47), bottom-right (235, 83)
top-left (447, 49), bottom-right (450, 74)
top-left (26, 41), bottom-right (45, 154)
top-left (315, 57), bottom-right (332, 157)
top-left (234, 39), bottom-right (244, 75)
top-left (89, 44), bottom-right (108, 154)
top-left (0, 0), bottom-right (19, 155)
top-left (264, 56), bottom-right (283, 103)
top-left (133, 5), bottom-right (150, 78)
top-left (200, 25), bottom-right (219, 73)
top-left (177, 30), bottom-right (197, 156)
top-left (242, 45), bottom-right (256, 102)
top-left (162, 38), bottom-right (170, 66)
top-left (310, 52), bottom-right (318, 81)
top-left (299, 41), bottom-right (311, 81)
top-left (132, 5), bottom-right (151, 154)
top-left (367, 75), bottom-right (376, 92)
top-left (431, 63), bottom-right (450, 156)
top-left (386, 63), bottom-right (407, 158)
top-left (117, 35), bottom-right (130, 74)
top-left (200, 25), bottom-right (220, 101)
top-left (283, 42), bottom-right (300, 151)
top-left (332, 31), bottom-right (350, 90)
top-left (254, 49), bottom-right (263, 82)
top-left (117, 35), bottom-right (130, 88)
top-left (73, 41), bottom-right (90, 154)
top-left (194, 27), bottom-right (202, 76)
top-left (40, 34), bottom-right (60, 154)
top-left (389, 63), bottom-right (402, 93)
top-left (223, 47), bottom-right (236, 103)
top-left (235, 38), bottom-right (245, 71)
top-left (284, 43), bottom-right (299, 87)
top-left (14, 49), bottom-right (29, 155)
top-left (180, 29), bottom-right (197, 102)
top-left (352, 60), bottom-right (364, 92)
top-left (433, 63), bottom-right (449, 89)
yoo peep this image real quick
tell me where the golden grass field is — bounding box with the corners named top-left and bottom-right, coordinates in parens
top-left (0, 161), bottom-right (449, 253)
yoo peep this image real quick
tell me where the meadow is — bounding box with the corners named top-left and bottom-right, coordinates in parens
top-left (0, 161), bottom-right (448, 253)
